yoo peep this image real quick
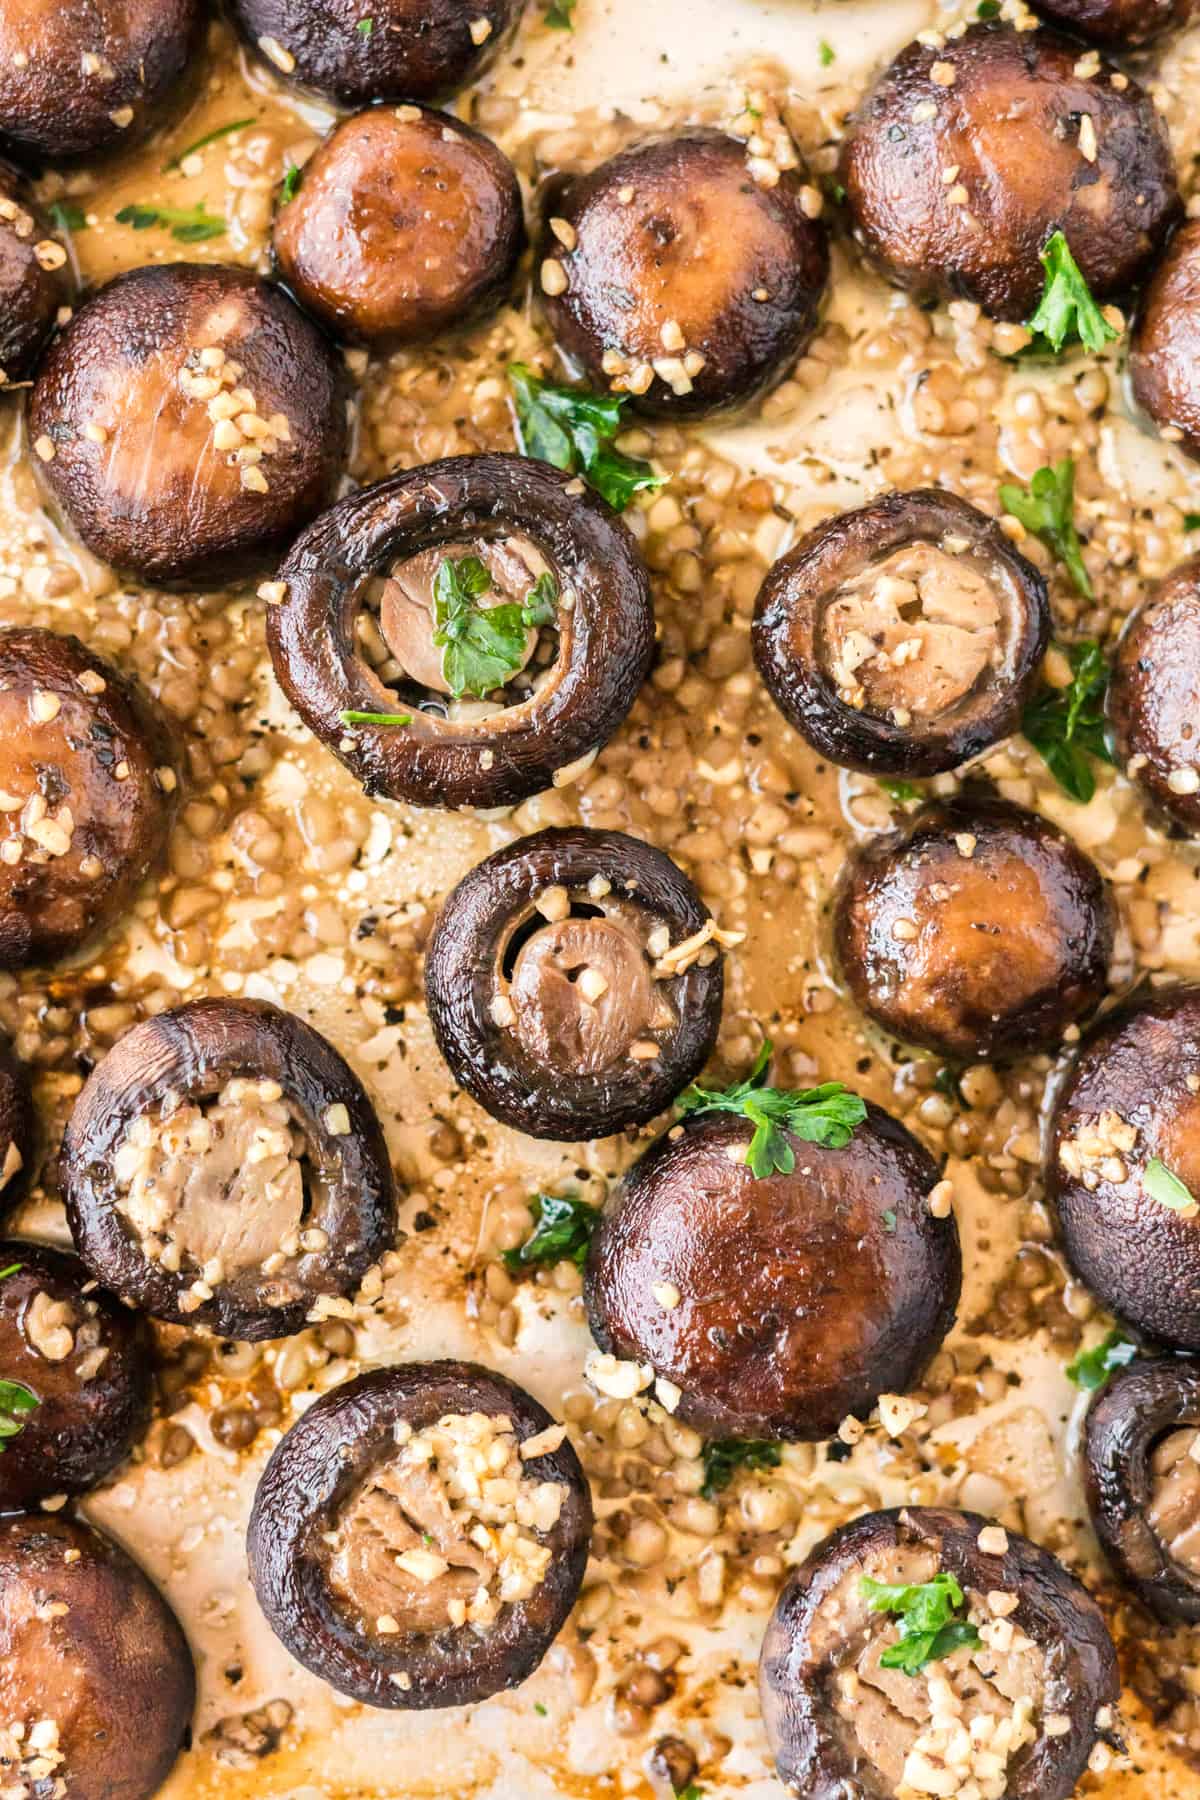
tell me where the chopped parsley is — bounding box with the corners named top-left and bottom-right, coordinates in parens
top-left (700, 1438), bottom-right (783, 1499)
top-left (882, 1209), bottom-right (897, 1234)
top-left (164, 117), bottom-right (255, 170)
top-left (339, 709), bottom-right (413, 727)
top-left (0, 1262), bottom-right (22, 1281)
top-left (544, 0), bottom-right (578, 23)
top-left (507, 364), bottom-right (662, 513)
top-left (356, 15), bottom-right (374, 33)
top-left (860, 1571), bottom-right (981, 1675)
top-left (1185, 512), bottom-right (1200, 533)
top-left (999, 459), bottom-right (1092, 598)
top-left (115, 201), bottom-right (225, 243)
top-left (677, 1038), bottom-right (867, 1178)
top-left (819, 38), bottom-right (836, 65)
top-left (0, 1378), bottom-right (38, 1452)
top-left (977, 0), bottom-right (1000, 13)
top-left (280, 164), bottom-right (301, 204)
top-left (533, 1702), bottom-right (548, 1716)
top-left (1145, 1156), bottom-right (1200, 1214)
top-left (878, 777), bottom-right (922, 805)
top-left (432, 555), bottom-right (558, 699)
top-left (1066, 1329), bottom-right (1137, 1391)
top-left (503, 1193), bottom-right (599, 1274)
top-left (1021, 639), bottom-right (1111, 804)
top-left (677, 1788), bottom-right (705, 1800)
top-left (934, 1065), bottom-right (969, 1109)
top-left (1025, 231), bottom-right (1121, 357)
top-left (48, 201), bottom-right (87, 233)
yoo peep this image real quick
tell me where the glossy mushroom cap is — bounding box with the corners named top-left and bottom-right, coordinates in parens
top-left (273, 105), bottom-right (524, 349)
top-left (0, 166), bottom-right (72, 385)
top-left (0, 1041), bottom-right (34, 1222)
top-left (425, 827), bottom-right (724, 1140)
top-left (1131, 223), bottom-right (1200, 464)
top-left (833, 796), bottom-right (1114, 1062)
top-left (1048, 984), bottom-right (1200, 1349)
top-left (536, 128), bottom-right (830, 419)
top-left (0, 1239), bottom-right (152, 1509)
top-left (0, 627), bottom-right (178, 971)
top-left (1029, 0), bottom-right (1199, 43)
top-left (248, 1360), bottom-right (592, 1708)
top-left (28, 262), bottom-right (347, 588)
top-left (1108, 554), bottom-right (1200, 831)
top-left (584, 1104), bottom-right (960, 1441)
top-left (759, 1506), bottom-right (1120, 1800)
top-left (752, 490), bottom-right (1049, 777)
top-left (231, 0), bottom-right (524, 104)
top-left (840, 20), bottom-right (1180, 321)
top-left (61, 997), bottom-right (397, 1342)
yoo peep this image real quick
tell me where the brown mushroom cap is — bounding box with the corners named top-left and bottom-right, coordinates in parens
top-left (833, 796), bottom-right (1114, 1061)
top-left (272, 105), bottom-right (524, 349)
top-left (28, 262), bottom-right (347, 588)
top-left (1108, 553), bottom-right (1200, 831)
top-left (840, 20), bottom-right (1180, 321)
top-left (1048, 984), bottom-right (1200, 1349)
top-left (0, 165), bottom-right (72, 385)
top-left (536, 128), bottom-right (830, 419)
top-left (1029, 0), bottom-right (1199, 43)
top-left (0, 1040), bottom-right (34, 1223)
top-left (0, 627), bottom-right (178, 972)
top-left (1131, 222), bottom-right (1200, 463)
top-left (584, 1105), bottom-right (960, 1441)
top-left (0, 1512), bottom-right (195, 1800)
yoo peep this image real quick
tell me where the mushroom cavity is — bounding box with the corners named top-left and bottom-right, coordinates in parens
top-left (0, 1042), bottom-right (34, 1223)
top-left (1132, 225), bottom-right (1200, 464)
top-left (0, 166), bottom-right (72, 386)
top-left (1108, 554), bottom-right (1200, 831)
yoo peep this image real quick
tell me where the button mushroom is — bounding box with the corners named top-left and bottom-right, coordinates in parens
top-left (1131, 223), bottom-right (1200, 464)
top-left (61, 998), bottom-right (397, 1342)
top-left (0, 1512), bottom-right (195, 1800)
top-left (753, 490), bottom-right (1049, 777)
top-left (272, 105), bottom-right (524, 349)
top-left (0, 1041), bottom-right (34, 1224)
top-left (536, 128), bottom-right (830, 419)
top-left (0, 627), bottom-right (178, 972)
top-left (1029, 0), bottom-right (1198, 43)
top-left (247, 1360), bottom-right (592, 1708)
top-left (1108, 553), bottom-right (1200, 831)
top-left (0, 1239), bottom-right (152, 1509)
top-left (0, 166), bottom-right (73, 388)
top-left (759, 1506), bottom-right (1120, 1800)
top-left (267, 453), bottom-right (655, 810)
top-left (840, 19), bottom-right (1180, 321)
top-left (28, 262), bottom-right (348, 588)
top-left (424, 827), bottom-right (726, 1141)
top-left (1048, 984), bottom-right (1200, 1349)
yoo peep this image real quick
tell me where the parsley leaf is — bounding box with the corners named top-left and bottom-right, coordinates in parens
top-left (934, 1065), bottom-right (969, 1109)
top-left (544, 0), bottom-right (577, 23)
top-left (677, 1788), bottom-right (705, 1800)
top-left (1021, 639), bottom-right (1111, 804)
top-left (280, 164), bottom-right (301, 204)
top-left (164, 117), bottom-right (255, 171)
top-left (700, 1438), bottom-right (783, 1499)
top-left (339, 710), bottom-right (413, 727)
top-left (0, 1262), bottom-right (22, 1281)
top-left (48, 201), bottom-right (87, 233)
top-left (878, 778), bottom-right (922, 805)
top-left (977, 0), bottom-right (1000, 13)
top-left (676, 1039), bottom-right (867, 1178)
top-left (1066, 1329), bottom-right (1137, 1391)
top-left (115, 201), bottom-right (225, 243)
top-left (0, 1378), bottom-right (38, 1452)
top-left (1145, 1156), bottom-right (1200, 1214)
top-left (819, 38), bottom-right (836, 64)
top-left (508, 364), bottom-right (662, 513)
top-left (1185, 512), bottom-right (1200, 533)
top-left (861, 1572), bottom-right (981, 1675)
top-left (356, 15), bottom-right (374, 33)
top-left (503, 1193), bottom-right (599, 1274)
top-left (432, 555), bottom-right (559, 699)
top-left (999, 459), bottom-right (1092, 597)
top-left (1025, 231), bottom-right (1120, 357)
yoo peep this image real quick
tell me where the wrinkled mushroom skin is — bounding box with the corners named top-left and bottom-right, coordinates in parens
top-left (584, 1107), bottom-right (959, 1440)
top-left (759, 1506), bottom-right (1120, 1800)
top-left (0, 166), bottom-right (72, 385)
top-left (0, 628), bottom-right (178, 972)
top-left (247, 1360), bottom-right (592, 1709)
top-left (1048, 985), bottom-right (1200, 1349)
top-left (268, 454), bottom-right (654, 810)
top-left (537, 129), bottom-right (830, 419)
top-left (840, 21), bottom-right (1180, 321)
top-left (61, 998), bottom-right (397, 1342)
top-left (0, 1239), bottom-right (152, 1509)
top-left (1108, 555), bottom-right (1200, 832)
top-left (1085, 1358), bottom-right (1200, 1622)
top-left (231, 0), bottom-right (523, 104)
top-left (1131, 225), bottom-right (1200, 464)
top-left (752, 490), bottom-right (1049, 777)
top-left (834, 797), bottom-right (1114, 1061)
top-left (0, 1041), bottom-right (34, 1223)
top-left (1030, 0), bottom-right (1199, 44)
top-left (0, 1513), bottom-right (195, 1800)
top-left (425, 827), bottom-right (723, 1141)
top-left (0, 0), bottom-right (202, 162)
top-left (28, 263), bottom-right (347, 588)
top-left (273, 106), bottom-right (524, 349)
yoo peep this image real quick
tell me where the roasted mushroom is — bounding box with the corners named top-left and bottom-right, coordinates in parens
top-left (1108, 554), bottom-right (1200, 831)
top-left (840, 20), bottom-right (1180, 321)
top-left (0, 0), bottom-right (202, 162)
top-left (1131, 223), bottom-right (1200, 464)
top-left (535, 128), bottom-right (830, 418)
top-left (0, 1239), bottom-right (152, 1509)
top-left (247, 1360), bottom-right (592, 1708)
top-left (61, 998), bottom-right (396, 1342)
top-left (1029, 0), bottom-right (1199, 44)
top-left (759, 1506), bottom-right (1120, 1800)
top-left (833, 796), bottom-right (1114, 1061)
top-left (1048, 984), bottom-right (1200, 1349)
top-left (231, 0), bottom-right (524, 104)
top-left (0, 1042), bottom-right (34, 1223)
top-left (583, 1098), bottom-right (959, 1440)
top-left (425, 827), bottom-right (725, 1141)
top-left (0, 1512), bottom-right (195, 1800)
top-left (28, 263), bottom-right (347, 588)
top-left (267, 453), bottom-right (654, 810)
top-left (0, 166), bottom-right (72, 387)
top-left (752, 490), bottom-right (1049, 777)
top-left (0, 627), bottom-right (178, 972)
top-left (272, 105), bottom-right (524, 349)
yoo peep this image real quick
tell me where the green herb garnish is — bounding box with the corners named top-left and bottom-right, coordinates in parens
top-left (431, 556), bottom-right (559, 699)
top-left (677, 1788), bottom-right (705, 1800)
top-left (977, 0), bottom-right (1000, 14)
top-left (280, 164), bottom-right (301, 204)
top-left (534, 1701), bottom-right (548, 1715)
top-left (819, 38), bottom-right (836, 64)
top-left (164, 118), bottom-right (255, 171)
top-left (860, 1572), bottom-right (981, 1675)
top-left (1025, 231), bottom-right (1120, 357)
top-left (0, 1262), bottom-right (22, 1281)
top-left (882, 1209), bottom-right (897, 1234)
top-left (503, 1193), bottom-right (599, 1274)
top-left (999, 459), bottom-right (1092, 598)
top-left (1185, 512), bottom-right (1200, 533)
top-left (1145, 1157), bottom-right (1200, 1214)
top-left (677, 1039), bottom-right (867, 1179)
top-left (48, 202), bottom-right (87, 233)
top-left (700, 1438), bottom-right (783, 1499)
top-left (339, 710), bottom-right (413, 727)
top-left (1021, 639), bottom-right (1111, 804)
top-left (115, 201), bottom-right (225, 243)
top-left (1066, 1329), bottom-right (1137, 1391)
top-left (934, 1065), bottom-right (969, 1109)
top-left (878, 778), bottom-right (922, 805)
top-left (0, 1379), bottom-right (38, 1452)
top-left (544, 0), bottom-right (577, 23)
top-left (507, 365), bottom-right (662, 513)
top-left (356, 15), bottom-right (374, 33)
